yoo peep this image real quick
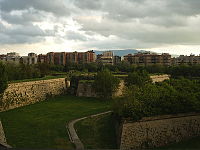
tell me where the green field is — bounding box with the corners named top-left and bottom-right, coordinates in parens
top-left (75, 113), bottom-right (117, 149)
top-left (8, 75), bottom-right (67, 83)
top-left (158, 137), bottom-right (200, 149)
top-left (0, 95), bottom-right (110, 149)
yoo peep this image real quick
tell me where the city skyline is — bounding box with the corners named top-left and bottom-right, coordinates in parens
top-left (1, 0), bottom-right (200, 55)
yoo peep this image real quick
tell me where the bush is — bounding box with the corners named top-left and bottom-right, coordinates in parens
top-left (0, 62), bottom-right (8, 94)
top-left (94, 69), bottom-right (120, 99)
top-left (113, 78), bottom-right (200, 121)
top-left (125, 71), bottom-right (151, 87)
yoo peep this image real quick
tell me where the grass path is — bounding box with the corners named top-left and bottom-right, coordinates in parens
top-left (67, 111), bottom-right (112, 150)
top-left (0, 95), bottom-right (110, 149)
top-left (75, 113), bottom-right (118, 149)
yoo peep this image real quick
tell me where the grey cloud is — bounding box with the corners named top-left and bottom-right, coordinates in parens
top-left (1, 0), bottom-right (200, 52)
top-left (83, 38), bottom-right (156, 50)
top-left (75, 15), bottom-right (200, 46)
top-left (0, 22), bottom-right (54, 44)
top-left (0, 33), bottom-right (45, 44)
top-left (1, 9), bottom-right (45, 25)
top-left (141, 16), bottom-right (188, 27)
top-left (66, 31), bottom-right (88, 41)
top-left (74, 0), bottom-right (102, 10)
top-left (0, 0), bottom-right (70, 16)
top-left (73, 0), bottom-right (200, 21)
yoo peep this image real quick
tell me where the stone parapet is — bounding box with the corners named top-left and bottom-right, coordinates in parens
top-left (120, 113), bottom-right (200, 149)
top-left (0, 78), bottom-right (68, 112)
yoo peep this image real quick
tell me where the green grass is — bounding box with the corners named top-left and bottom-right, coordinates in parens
top-left (79, 80), bottom-right (94, 83)
top-left (157, 137), bottom-right (200, 149)
top-left (75, 113), bottom-right (117, 149)
top-left (8, 75), bottom-right (67, 83)
top-left (0, 95), bottom-right (111, 149)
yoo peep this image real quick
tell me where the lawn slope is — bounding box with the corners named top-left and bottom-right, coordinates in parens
top-left (0, 95), bottom-right (110, 149)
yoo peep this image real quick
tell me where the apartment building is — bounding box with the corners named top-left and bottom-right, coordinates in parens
top-left (0, 54), bottom-right (7, 61)
top-left (46, 51), bottom-right (96, 65)
top-left (113, 56), bottom-right (122, 65)
top-left (171, 55), bottom-right (200, 65)
top-left (124, 52), bottom-right (171, 66)
top-left (0, 52), bottom-right (21, 63)
top-left (97, 51), bottom-right (114, 65)
top-left (38, 54), bottom-right (47, 63)
top-left (22, 53), bottom-right (38, 65)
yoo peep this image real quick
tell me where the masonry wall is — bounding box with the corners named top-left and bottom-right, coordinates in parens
top-left (76, 82), bottom-right (97, 97)
top-left (150, 74), bottom-right (170, 83)
top-left (0, 121), bottom-right (6, 145)
top-left (76, 80), bottom-right (125, 98)
top-left (0, 78), bottom-right (69, 112)
top-left (120, 114), bottom-right (200, 149)
top-left (76, 75), bottom-right (170, 98)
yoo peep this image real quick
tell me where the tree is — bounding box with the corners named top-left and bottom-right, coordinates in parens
top-left (125, 71), bottom-right (151, 87)
top-left (93, 69), bottom-right (120, 98)
top-left (0, 62), bottom-right (8, 94)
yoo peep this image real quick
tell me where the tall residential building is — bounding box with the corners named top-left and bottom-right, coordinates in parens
top-left (6, 52), bottom-right (21, 63)
top-left (113, 56), bottom-right (122, 65)
top-left (46, 51), bottom-right (96, 65)
top-left (66, 52), bottom-right (78, 64)
top-left (171, 55), bottom-right (200, 65)
top-left (77, 50), bottom-right (96, 64)
top-left (47, 52), bottom-right (55, 64)
top-left (38, 54), bottom-right (47, 63)
top-left (102, 51), bottom-right (113, 57)
top-left (22, 53), bottom-right (38, 65)
top-left (0, 52), bottom-right (20, 63)
top-left (54, 52), bottom-right (66, 65)
top-left (0, 54), bottom-right (7, 61)
top-left (97, 51), bottom-right (114, 65)
top-left (124, 52), bottom-right (171, 66)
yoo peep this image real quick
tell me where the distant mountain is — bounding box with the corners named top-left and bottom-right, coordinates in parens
top-left (93, 49), bottom-right (147, 56)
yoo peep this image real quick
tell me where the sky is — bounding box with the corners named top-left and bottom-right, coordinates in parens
top-left (0, 0), bottom-right (200, 56)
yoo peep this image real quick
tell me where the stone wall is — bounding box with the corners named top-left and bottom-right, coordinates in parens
top-left (0, 121), bottom-right (11, 148)
top-left (76, 80), bottom-right (125, 98)
top-left (150, 74), bottom-right (170, 83)
top-left (0, 121), bottom-right (6, 145)
top-left (120, 113), bottom-right (200, 149)
top-left (76, 74), bottom-right (170, 98)
top-left (76, 82), bottom-right (97, 97)
top-left (0, 78), bottom-right (69, 112)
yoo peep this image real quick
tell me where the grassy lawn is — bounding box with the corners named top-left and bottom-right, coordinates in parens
top-left (157, 137), bottom-right (200, 149)
top-left (8, 75), bottom-right (67, 83)
top-left (0, 95), bottom-right (111, 149)
top-left (75, 113), bottom-right (117, 149)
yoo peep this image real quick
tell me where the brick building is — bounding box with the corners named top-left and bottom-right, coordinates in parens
top-left (22, 53), bottom-right (38, 65)
top-left (38, 54), bottom-right (47, 63)
top-left (96, 51), bottom-right (114, 65)
top-left (46, 51), bottom-right (96, 65)
top-left (171, 55), bottom-right (200, 65)
top-left (124, 52), bottom-right (171, 66)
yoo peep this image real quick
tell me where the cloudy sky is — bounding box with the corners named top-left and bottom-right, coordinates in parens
top-left (0, 0), bottom-right (200, 55)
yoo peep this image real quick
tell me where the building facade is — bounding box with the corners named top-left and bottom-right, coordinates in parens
top-left (22, 53), bottom-right (38, 65)
top-left (96, 51), bottom-right (114, 65)
top-left (38, 54), bottom-right (47, 63)
top-left (171, 55), bottom-right (200, 65)
top-left (46, 51), bottom-right (96, 65)
top-left (124, 52), bottom-right (171, 66)
top-left (0, 52), bottom-right (21, 63)
top-left (113, 56), bottom-right (122, 65)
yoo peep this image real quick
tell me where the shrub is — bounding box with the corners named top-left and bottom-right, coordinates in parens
top-left (113, 78), bottom-right (200, 121)
top-left (94, 69), bottom-right (120, 99)
top-left (0, 62), bottom-right (8, 94)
